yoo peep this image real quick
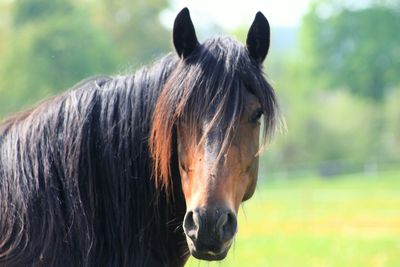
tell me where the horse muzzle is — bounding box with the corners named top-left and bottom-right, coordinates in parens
top-left (183, 206), bottom-right (237, 261)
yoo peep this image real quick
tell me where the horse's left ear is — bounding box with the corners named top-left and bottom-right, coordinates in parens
top-left (246, 12), bottom-right (270, 64)
top-left (173, 8), bottom-right (199, 59)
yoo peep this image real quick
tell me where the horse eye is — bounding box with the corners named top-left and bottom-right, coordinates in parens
top-left (249, 109), bottom-right (263, 123)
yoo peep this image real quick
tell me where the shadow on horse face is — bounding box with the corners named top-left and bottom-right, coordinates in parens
top-left (177, 93), bottom-right (261, 260)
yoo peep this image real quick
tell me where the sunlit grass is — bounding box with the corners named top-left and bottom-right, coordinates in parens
top-left (186, 171), bottom-right (400, 267)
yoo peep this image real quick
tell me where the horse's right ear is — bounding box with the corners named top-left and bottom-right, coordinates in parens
top-left (173, 8), bottom-right (199, 59)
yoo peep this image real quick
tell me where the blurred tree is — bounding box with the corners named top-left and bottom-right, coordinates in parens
top-left (13, 0), bottom-right (74, 26)
top-left (88, 0), bottom-right (170, 67)
top-left (0, 0), bottom-right (117, 115)
top-left (261, 59), bottom-right (380, 177)
top-left (257, 1), bottom-right (400, 177)
top-left (0, 0), bottom-right (170, 118)
top-left (0, 1), bottom-right (12, 61)
top-left (301, 1), bottom-right (400, 101)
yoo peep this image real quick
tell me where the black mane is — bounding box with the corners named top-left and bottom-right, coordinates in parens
top-left (0, 54), bottom-right (187, 266)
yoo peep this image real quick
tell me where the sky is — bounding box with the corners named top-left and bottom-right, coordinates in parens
top-left (161, 0), bottom-right (312, 30)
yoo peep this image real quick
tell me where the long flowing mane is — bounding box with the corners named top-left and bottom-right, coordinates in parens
top-left (0, 55), bottom-right (187, 266)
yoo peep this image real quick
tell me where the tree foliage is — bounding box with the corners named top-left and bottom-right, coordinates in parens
top-left (0, 0), bottom-right (169, 117)
top-left (258, 1), bottom-right (400, 177)
top-left (301, 0), bottom-right (400, 101)
top-left (90, 0), bottom-right (170, 66)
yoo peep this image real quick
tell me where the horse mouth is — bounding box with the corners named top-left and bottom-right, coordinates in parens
top-left (190, 249), bottom-right (229, 261)
top-left (186, 238), bottom-right (233, 261)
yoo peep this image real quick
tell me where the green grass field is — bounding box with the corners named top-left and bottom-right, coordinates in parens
top-left (186, 171), bottom-right (400, 267)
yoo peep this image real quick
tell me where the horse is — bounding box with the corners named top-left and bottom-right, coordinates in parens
top-left (0, 8), bottom-right (279, 267)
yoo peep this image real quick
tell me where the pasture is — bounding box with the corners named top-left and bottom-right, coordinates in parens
top-left (187, 171), bottom-right (400, 267)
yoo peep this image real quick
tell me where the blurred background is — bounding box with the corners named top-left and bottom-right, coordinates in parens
top-left (0, 0), bottom-right (399, 266)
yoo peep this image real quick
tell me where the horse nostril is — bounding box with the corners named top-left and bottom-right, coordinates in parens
top-left (217, 211), bottom-right (237, 242)
top-left (183, 210), bottom-right (199, 240)
top-left (216, 213), bottom-right (228, 231)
